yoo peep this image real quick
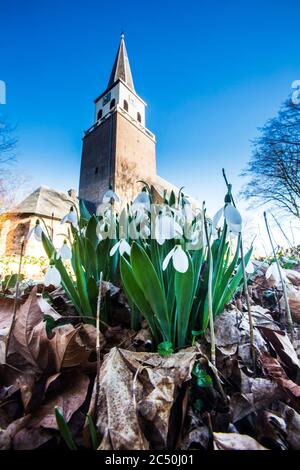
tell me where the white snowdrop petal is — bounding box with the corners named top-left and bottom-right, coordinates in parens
top-left (133, 192), bottom-right (150, 205)
top-left (26, 227), bottom-right (34, 240)
top-left (102, 189), bottom-right (120, 204)
top-left (183, 204), bottom-right (193, 223)
top-left (69, 211), bottom-right (78, 228)
top-left (44, 266), bottom-right (61, 287)
top-left (119, 240), bottom-right (131, 256)
top-left (159, 216), bottom-right (174, 240)
top-left (51, 267), bottom-right (62, 287)
top-left (60, 214), bottom-right (68, 225)
top-left (212, 208), bottom-right (224, 228)
top-left (154, 215), bottom-right (171, 243)
top-left (224, 204), bottom-right (242, 226)
top-left (162, 247), bottom-right (176, 271)
top-left (109, 241), bottom-right (120, 257)
top-left (34, 225), bottom-right (43, 241)
top-left (141, 224), bottom-right (151, 238)
top-left (174, 220), bottom-right (184, 237)
top-left (156, 234), bottom-right (165, 245)
top-left (172, 247), bottom-right (189, 273)
top-left (60, 244), bottom-right (72, 260)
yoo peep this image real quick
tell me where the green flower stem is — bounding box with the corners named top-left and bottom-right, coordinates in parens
top-left (95, 271), bottom-right (103, 419)
top-left (5, 239), bottom-right (25, 362)
top-left (203, 211), bottom-right (215, 366)
top-left (222, 168), bottom-right (255, 364)
top-left (264, 211), bottom-right (294, 341)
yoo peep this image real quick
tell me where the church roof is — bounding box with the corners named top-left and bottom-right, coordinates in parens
top-left (9, 186), bottom-right (78, 219)
top-left (107, 34), bottom-right (135, 92)
top-left (151, 175), bottom-right (200, 208)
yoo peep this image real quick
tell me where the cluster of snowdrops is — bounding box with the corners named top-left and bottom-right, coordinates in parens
top-left (27, 184), bottom-right (253, 352)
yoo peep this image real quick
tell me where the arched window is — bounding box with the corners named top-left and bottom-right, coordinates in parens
top-left (97, 109), bottom-right (103, 120)
top-left (137, 112), bottom-right (141, 123)
top-left (110, 99), bottom-right (116, 109)
top-left (123, 100), bottom-right (129, 112)
top-left (95, 167), bottom-right (99, 175)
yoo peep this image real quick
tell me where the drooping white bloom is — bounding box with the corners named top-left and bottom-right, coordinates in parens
top-left (57, 241), bottom-right (72, 260)
top-left (102, 189), bottom-right (120, 204)
top-left (180, 195), bottom-right (193, 223)
top-left (162, 245), bottom-right (189, 273)
top-left (213, 203), bottom-right (242, 234)
top-left (44, 265), bottom-right (61, 287)
top-left (109, 239), bottom-right (131, 257)
top-left (265, 262), bottom-right (289, 287)
top-left (140, 223), bottom-right (151, 239)
top-left (154, 214), bottom-right (183, 245)
top-left (132, 191), bottom-right (151, 213)
top-left (61, 207), bottom-right (78, 229)
top-left (27, 220), bottom-right (43, 241)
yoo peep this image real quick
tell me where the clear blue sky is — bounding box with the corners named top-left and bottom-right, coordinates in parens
top-left (1, 0), bottom-right (300, 215)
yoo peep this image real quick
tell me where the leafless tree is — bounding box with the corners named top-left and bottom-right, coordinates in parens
top-left (241, 99), bottom-right (300, 218)
top-left (0, 115), bottom-right (18, 212)
top-left (0, 116), bottom-right (17, 165)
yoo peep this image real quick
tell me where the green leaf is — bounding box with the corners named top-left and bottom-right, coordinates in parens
top-left (85, 238), bottom-right (98, 280)
top-left (79, 199), bottom-right (91, 221)
top-left (216, 245), bottom-right (253, 314)
top-left (73, 240), bottom-right (93, 317)
top-left (87, 414), bottom-right (99, 450)
top-left (120, 256), bottom-right (159, 341)
top-left (54, 406), bottom-right (77, 450)
top-left (85, 215), bottom-right (99, 250)
top-left (175, 252), bottom-right (194, 348)
top-left (158, 341), bottom-right (174, 356)
top-left (131, 243), bottom-right (170, 342)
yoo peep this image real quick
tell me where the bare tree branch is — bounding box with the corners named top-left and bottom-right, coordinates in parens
top-left (240, 98), bottom-right (300, 218)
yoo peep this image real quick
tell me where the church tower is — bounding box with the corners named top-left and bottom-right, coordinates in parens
top-left (79, 34), bottom-right (156, 209)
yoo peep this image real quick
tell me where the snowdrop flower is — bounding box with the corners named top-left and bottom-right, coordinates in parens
top-left (44, 265), bottom-right (61, 288)
top-left (27, 220), bottom-right (43, 241)
top-left (154, 214), bottom-right (183, 245)
top-left (265, 262), bottom-right (289, 286)
top-left (132, 190), bottom-right (151, 213)
top-left (109, 239), bottom-right (131, 257)
top-left (162, 245), bottom-right (189, 273)
top-left (213, 203), bottom-right (242, 234)
top-left (102, 189), bottom-right (120, 204)
top-left (180, 195), bottom-right (193, 223)
top-left (61, 206), bottom-right (78, 229)
top-left (57, 240), bottom-right (72, 260)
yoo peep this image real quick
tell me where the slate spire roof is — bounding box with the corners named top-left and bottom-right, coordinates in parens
top-left (107, 33), bottom-right (135, 91)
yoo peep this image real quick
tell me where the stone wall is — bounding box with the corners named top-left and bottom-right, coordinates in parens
top-left (0, 213), bottom-right (71, 258)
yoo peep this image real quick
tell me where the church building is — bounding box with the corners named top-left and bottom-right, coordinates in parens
top-left (79, 33), bottom-right (158, 208)
top-left (0, 35), bottom-right (194, 258)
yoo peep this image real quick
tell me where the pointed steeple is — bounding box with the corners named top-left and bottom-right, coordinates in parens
top-left (107, 33), bottom-right (135, 91)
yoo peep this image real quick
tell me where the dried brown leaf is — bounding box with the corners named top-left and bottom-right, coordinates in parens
top-left (8, 287), bottom-right (51, 371)
top-left (97, 347), bottom-right (197, 450)
top-left (213, 432), bottom-right (268, 450)
top-left (48, 324), bottom-right (92, 372)
top-left (259, 327), bottom-right (300, 371)
top-left (0, 415), bottom-right (31, 450)
top-left (259, 352), bottom-right (300, 403)
top-left (30, 370), bottom-right (89, 429)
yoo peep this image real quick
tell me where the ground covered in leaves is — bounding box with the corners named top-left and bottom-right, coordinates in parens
top-left (1, 261), bottom-right (300, 450)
